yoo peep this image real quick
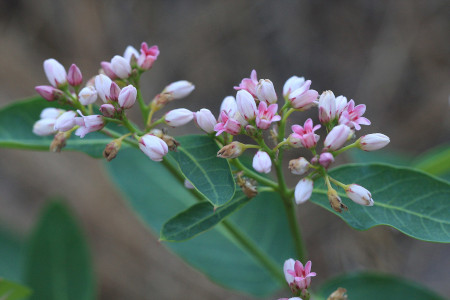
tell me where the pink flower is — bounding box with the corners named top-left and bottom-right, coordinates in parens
top-left (339, 100), bottom-right (371, 130)
top-left (214, 111), bottom-right (241, 136)
top-left (139, 134), bottom-right (168, 161)
top-left (234, 69), bottom-right (258, 96)
top-left (288, 80), bottom-right (318, 110)
top-left (252, 151), bottom-right (272, 173)
top-left (291, 119), bottom-right (321, 148)
top-left (43, 58), bottom-right (67, 87)
top-left (283, 259), bottom-right (316, 293)
top-left (138, 42), bottom-right (160, 70)
top-left (283, 76), bottom-right (305, 98)
top-left (255, 101), bottom-right (281, 129)
top-left (74, 111), bottom-right (105, 138)
top-left (67, 64), bottom-right (82, 86)
top-left (236, 90), bottom-right (257, 120)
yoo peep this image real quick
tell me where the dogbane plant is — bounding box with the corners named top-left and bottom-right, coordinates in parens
top-left (1, 41), bottom-right (448, 299)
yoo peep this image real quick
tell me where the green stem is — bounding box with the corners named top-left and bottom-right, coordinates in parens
top-left (230, 158), bottom-right (278, 190)
top-left (328, 176), bottom-right (348, 190)
top-left (133, 76), bottom-right (149, 123)
top-left (122, 116), bottom-right (144, 135)
top-left (278, 108), bottom-right (295, 143)
top-left (146, 116), bottom-right (165, 131)
top-left (331, 140), bottom-right (359, 156)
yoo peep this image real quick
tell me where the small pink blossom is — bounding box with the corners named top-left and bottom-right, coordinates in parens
top-left (283, 259), bottom-right (316, 293)
top-left (67, 64), bottom-right (82, 86)
top-left (100, 61), bottom-right (117, 79)
top-left (234, 69), bottom-right (258, 96)
top-left (214, 111), bottom-right (241, 136)
top-left (252, 151), bottom-right (272, 173)
top-left (283, 76), bottom-right (305, 98)
top-left (288, 80), bottom-right (318, 110)
top-left (339, 100), bottom-right (371, 130)
top-left (74, 110), bottom-right (105, 138)
top-left (138, 42), bottom-right (160, 70)
top-left (291, 119), bottom-right (321, 148)
top-left (255, 101), bottom-right (281, 129)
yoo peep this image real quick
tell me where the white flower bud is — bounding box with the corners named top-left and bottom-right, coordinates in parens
top-left (43, 58), bottom-right (67, 87)
top-left (164, 81), bottom-right (195, 99)
top-left (318, 90), bottom-right (336, 124)
top-left (283, 76), bottom-right (305, 97)
top-left (256, 79), bottom-right (277, 104)
top-left (359, 133), bottom-right (390, 151)
top-left (295, 178), bottom-right (313, 204)
top-left (111, 55), bottom-right (132, 79)
top-left (94, 74), bottom-right (112, 103)
top-left (323, 125), bottom-right (351, 151)
top-left (33, 119), bottom-right (56, 136)
top-left (78, 86), bottom-right (98, 105)
top-left (139, 134), bottom-right (169, 161)
top-left (195, 108), bottom-right (217, 133)
top-left (40, 108), bottom-right (65, 120)
top-left (220, 96), bottom-right (237, 117)
top-left (345, 184), bottom-right (374, 206)
top-left (252, 151), bottom-right (272, 174)
top-left (289, 157), bottom-right (310, 175)
top-left (165, 108), bottom-right (194, 127)
top-left (236, 90), bottom-right (257, 120)
top-left (118, 85), bottom-right (137, 109)
top-left (54, 111), bottom-right (77, 132)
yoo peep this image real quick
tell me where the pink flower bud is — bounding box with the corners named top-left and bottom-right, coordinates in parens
top-left (35, 85), bottom-right (61, 101)
top-left (295, 178), bottom-right (313, 204)
top-left (118, 85), bottom-right (137, 109)
top-left (40, 108), bottom-right (65, 120)
top-left (139, 134), bottom-right (169, 161)
top-left (289, 157), bottom-right (310, 175)
top-left (74, 111), bottom-right (105, 138)
top-left (359, 133), bottom-right (390, 151)
top-left (335, 95), bottom-right (348, 117)
top-left (78, 86), bottom-right (98, 105)
top-left (283, 258), bottom-right (316, 293)
top-left (323, 125), bottom-right (351, 151)
top-left (318, 90), bottom-right (336, 124)
top-left (164, 81), bottom-right (195, 99)
top-left (289, 80), bottom-right (318, 110)
top-left (234, 70), bottom-right (258, 96)
top-left (111, 55), bottom-right (131, 79)
top-left (345, 184), bottom-right (374, 206)
top-left (94, 74), bottom-right (112, 102)
top-left (109, 82), bottom-right (121, 102)
top-left (67, 64), bottom-right (82, 86)
top-left (194, 108), bottom-right (217, 133)
top-left (54, 110), bottom-right (77, 132)
top-left (256, 79), bottom-right (277, 104)
top-left (100, 104), bottom-right (116, 117)
top-left (236, 90), bottom-right (257, 120)
top-left (137, 42), bottom-right (160, 70)
top-left (220, 96), bottom-right (237, 117)
top-left (123, 45), bottom-right (140, 63)
top-left (319, 152), bottom-right (334, 169)
top-left (43, 58), bottom-right (67, 87)
top-left (165, 108), bottom-right (194, 127)
top-left (283, 76), bottom-right (305, 97)
top-left (214, 111), bottom-right (241, 136)
top-left (33, 118), bottom-right (57, 136)
top-left (100, 61), bottom-right (117, 79)
top-left (252, 151), bottom-right (272, 174)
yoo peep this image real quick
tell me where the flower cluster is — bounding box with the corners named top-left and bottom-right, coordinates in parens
top-left (33, 42), bottom-right (195, 160)
top-left (207, 70), bottom-right (390, 211)
top-left (278, 258), bottom-right (316, 300)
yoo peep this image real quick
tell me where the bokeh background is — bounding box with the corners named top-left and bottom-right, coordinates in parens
top-left (0, 0), bottom-right (449, 299)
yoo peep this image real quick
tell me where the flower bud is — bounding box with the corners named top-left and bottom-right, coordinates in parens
top-left (287, 134), bottom-right (302, 148)
top-left (50, 131), bottom-right (69, 152)
top-left (124, 45), bottom-right (140, 63)
top-left (111, 55), bottom-right (131, 79)
top-left (319, 152), bottom-right (334, 169)
top-left (100, 61), bottom-right (117, 79)
top-left (33, 118), bottom-right (57, 136)
top-left (252, 151), bottom-right (271, 174)
top-left (109, 82), bottom-right (121, 102)
top-left (328, 188), bottom-right (348, 213)
top-left (217, 142), bottom-right (245, 159)
top-left (78, 86), bottom-right (98, 105)
top-left (95, 74), bottom-right (112, 102)
top-left (255, 79), bottom-right (277, 104)
top-left (118, 85), bottom-right (137, 109)
top-left (100, 104), bottom-right (116, 117)
top-left (74, 111), bottom-right (105, 138)
top-left (139, 134), bottom-right (169, 161)
top-left (103, 139), bottom-right (122, 161)
top-left (245, 125), bottom-right (257, 136)
top-left (165, 108), bottom-right (194, 127)
top-left (43, 58), bottom-right (67, 87)
top-left (40, 107), bottom-right (65, 120)
top-left (220, 96), bottom-right (237, 117)
top-left (318, 90), bottom-right (336, 124)
top-left (161, 134), bottom-right (180, 151)
top-left (323, 125), bottom-right (351, 151)
top-left (194, 108), bottom-right (217, 133)
top-left (54, 110), bottom-right (76, 132)
top-left (164, 81), bottom-right (195, 99)
top-left (345, 184), bottom-right (374, 206)
top-left (67, 64), bottom-right (82, 86)
top-left (289, 80), bottom-right (318, 110)
top-left (289, 157), bottom-right (310, 175)
top-left (335, 96), bottom-right (348, 117)
top-left (295, 178), bottom-right (313, 204)
top-left (35, 85), bottom-right (62, 101)
top-left (137, 42), bottom-right (160, 70)
top-left (283, 76), bottom-right (305, 97)
top-left (236, 90), bottom-right (257, 120)
top-left (359, 133), bottom-right (390, 151)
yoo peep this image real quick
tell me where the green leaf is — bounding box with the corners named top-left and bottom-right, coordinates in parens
top-left (0, 279), bottom-right (31, 300)
top-left (161, 192), bottom-right (251, 242)
top-left (105, 148), bottom-right (295, 296)
top-left (24, 201), bottom-right (95, 300)
top-left (0, 227), bottom-right (24, 283)
top-left (412, 143), bottom-right (450, 178)
top-left (346, 148), bottom-right (413, 166)
top-left (0, 97), bottom-right (123, 158)
top-left (315, 272), bottom-right (445, 300)
top-left (170, 135), bottom-right (235, 207)
top-left (310, 164), bottom-right (450, 243)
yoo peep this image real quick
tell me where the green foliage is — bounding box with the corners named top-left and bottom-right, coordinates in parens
top-left (0, 279), bottom-right (31, 300)
top-left (311, 164), bottom-right (450, 243)
top-left (170, 135), bottom-right (235, 207)
top-left (106, 148), bottom-right (295, 296)
top-left (412, 143), bottom-right (450, 179)
top-left (24, 202), bottom-right (95, 300)
top-left (0, 228), bottom-right (24, 283)
top-left (315, 272), bottom-right (445, 300)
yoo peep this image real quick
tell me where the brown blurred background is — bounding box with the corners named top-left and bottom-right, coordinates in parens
top-left (0, 0), bottom-right (449, 299)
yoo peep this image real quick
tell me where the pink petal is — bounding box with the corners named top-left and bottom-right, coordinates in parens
top-left (347, 100), bottom-right (355, 111)
top-left (312, 124), bottom-right (321, 132)
top-left (358, 117), bottom-right (371, 125)
top-left (291, 125), bottom-right (303, 134)
top-left (267, 103), bottom-right (278, 116)
top-left (303, 118), bottom-right (313, 131)
top-left (258, 101), bottom-right (267, 114)
top-left (250, 69), bottom-right (257, 83)
top-left (271, 115), bottom-right (281, 122)
top-left (294, 261), bottom-right (304, 275)
top-left (353, 104), bottom-right (366, 116)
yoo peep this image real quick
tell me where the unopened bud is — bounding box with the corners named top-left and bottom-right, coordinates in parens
top-left (345, 184), bottom-right (374, 206)
top-left (245, 125), bottom-right (257, 136)
top-left (118, 85), bottom-right (137, 109)
top-left (319, 152), bottom-right (334, 169)
top-left (194, 108), bottom-right (217, 133)
top-left (149, 128), bottom-right (164, 138)
top-left (35, 85), bottom-right (63, 101)
top-left (327, 188), bottom-right (348, 213)
top-left (111, 55), bottom-right (131, 79)
top-left (165, 108), bottom-right (194, 127)
top-left (100, 104), bottom-right (116, 117)
top-left (295, 178), bottom-right (313, 204)
top-left (109, 82), bottom-right (121, 102)
top-left (358, 133), bottom-right (390, 151)
top-left (78, 86), bottom-right (98, 105)
top-left (103, 139), bottom-right (122, 161)
top-left (287, 133), bottom-right (302, 148)
top-left (50, 131), bottom-right (70, 152)
top-left (256, 79), bottom-right (277, 104)
top-left (54, 111), bottom-right (76, 132)
top-left (67, 64), bottom-right (82, 86)
top-left (217, 142), bottom-right (245, 159)
top-left (289, 157), bottom-right (310, 175)
top-left (323, 125), bottom-right (351, 151)
top-left (43, 58), bottom-right (67, 87)
top-left (100, 61), bottom-right (117, 79)
top-left (151, 93), bottom-right (171, 111)
top-left (252, 150), bottom-right (272, 174)
top-left (163, 80), bottom-right (195, 100)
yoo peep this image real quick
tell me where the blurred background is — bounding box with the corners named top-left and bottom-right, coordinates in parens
top-left (0, 0), bottom-right (449, 299)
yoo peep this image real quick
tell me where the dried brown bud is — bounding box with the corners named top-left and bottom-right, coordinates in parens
top-left (288, 157), bottom-right (310, 175)
top-left (327, 287), bottom-right (348, 300)
top-left (50, 132), bottom-right (68, 153)
top-left (237, 173), bottom-right (258, 199)
top-left (103, 139), bottom-right (122, 161)
top-left (161, 134), bottom-right (180, 151)
top-left (217, 142), bottom-right (245, 159)
top-left (328, 189), bottom-right (348, 213)
top-left (151, 93), bottom-right (172, 111)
